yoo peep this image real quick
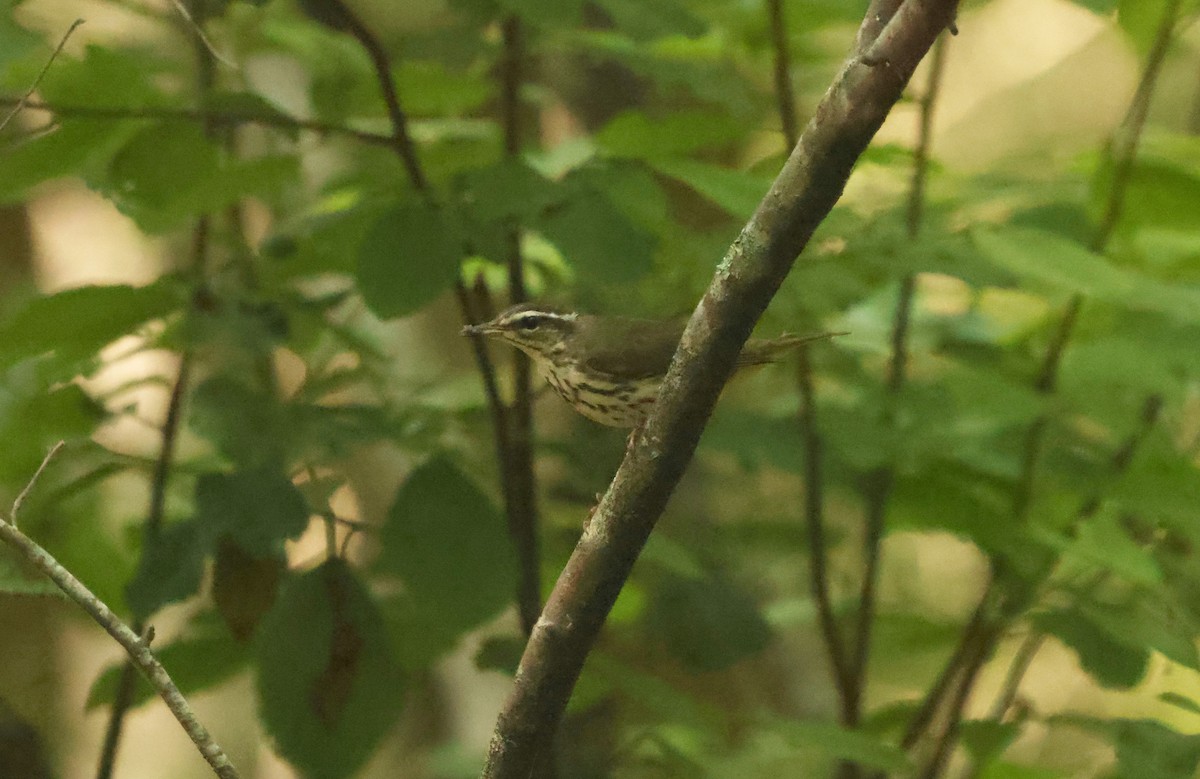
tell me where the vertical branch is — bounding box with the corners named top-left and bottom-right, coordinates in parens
top-left (767, 0), bottom-right (854, 717)
top-left (850, 31), bottom-right (949, 736)
top-left (499, 13), bottom-right (542, 639)
top-left (95, 5), bottom-right (216, 774)
top-left (322, 0), bottom-right (538, 633)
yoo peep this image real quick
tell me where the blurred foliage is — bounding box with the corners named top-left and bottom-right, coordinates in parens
top-left (0, 0), bottom-right (1199, 777)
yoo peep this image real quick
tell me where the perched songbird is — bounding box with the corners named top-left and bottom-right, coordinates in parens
top-left (462, 303), bottom-right (840, 428)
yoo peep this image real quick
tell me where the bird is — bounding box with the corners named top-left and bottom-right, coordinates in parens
top-left (462, 303), bottom-right (841, 428)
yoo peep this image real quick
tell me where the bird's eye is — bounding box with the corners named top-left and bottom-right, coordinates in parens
top-left (516, 316), bottom-right (540, 331)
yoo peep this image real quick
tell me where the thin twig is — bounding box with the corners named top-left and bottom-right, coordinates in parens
top-left (167, 0), bottom-right (237, 70)
top-left (767, 0), bottom-right (800, 147)
top-left (849, 30), bottom-right (948, 740)
top-left (768, 0), bottom-right (854, 717)
top-left (0, 494), bottom-right (239, 778)
top-left (0, 19), bottom-right (84, 133)
top-left (0, 98), bottom-right (397, 147)
top-left (11, 441), bottom-right (65, 527)
top-left (321, 0), bottom-right (428, 193)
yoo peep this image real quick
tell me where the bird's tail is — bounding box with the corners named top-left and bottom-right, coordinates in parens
top-left (736, 331), bottom-right (845, 368)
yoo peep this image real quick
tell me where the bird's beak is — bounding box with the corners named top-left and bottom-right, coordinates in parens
top-left (461, 323), bottom-right (493, 337)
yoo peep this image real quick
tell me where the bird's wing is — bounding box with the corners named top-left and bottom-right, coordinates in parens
top-left (577, 317), bottom-right (685, 380)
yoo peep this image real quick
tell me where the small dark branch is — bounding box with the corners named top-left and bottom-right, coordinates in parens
top-left (482, 2), bottom-right (961, 776)
top-left (499, 13), bottom-right (542, 639)
top-left (0, 461), bottom-right (240, 779)
top-left (983, 630), bottom-right (1044, 724)
top-left (849, 29), bottom-right (947, 731)
top-left (905, 34), bottom-right (947, 240)
top-left (0, 18), bottom-right (84, 133)
top-left (321, 0), bottom-right (429, 193)
top-left (915, 623), bottom-right (999, 779)
top-left (797, 354), bottom-right (855, 711)
top-left (1091, 0), bottom-right (1182, 253)
top-left (899, 582), bottom-right (993, 752)
top-left (767, 0), bottom-right (800, 147)
top-left (1078, 394), bottom-right (1162, 518)
top-left (0, 98), bottom-right (398, 148)
top-left (767, 0), bottom-right (853, 715)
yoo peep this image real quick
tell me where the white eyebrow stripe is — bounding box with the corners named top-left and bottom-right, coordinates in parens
top-left (505, 310), bottom-right (577, 325)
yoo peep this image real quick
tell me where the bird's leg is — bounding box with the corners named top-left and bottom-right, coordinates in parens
top-left (625, 420), bottom-right (646, 456)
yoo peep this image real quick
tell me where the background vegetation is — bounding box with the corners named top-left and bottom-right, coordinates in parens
top-left (2, 0), bottom-right (1200, 777)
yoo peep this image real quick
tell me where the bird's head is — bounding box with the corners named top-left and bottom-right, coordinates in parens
top-left (461, 303), bottom-right (579, 362)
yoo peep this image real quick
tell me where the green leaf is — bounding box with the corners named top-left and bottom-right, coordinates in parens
top-left (195, 470), bottom-right (310, 557)
top-left (376, 457), bottom-right (516, 639)
top-left (1092, 157), bottom-right (1200, 234)
top-left (86, 618), bottom-right (251, 710)
top-left (1079, 595), bottom-right (1200, 671)
top-left (189, 377), bottom-right (291, 470)
top-left (0, 552), bottom-right (61, 598)
top-left (539, 189), bottom-right (656, 282)
top-left (24, 44), bottom-right (164, 106)
top-left (496, 0), bottom-right (584, 27)
top-left (101, 123), bottom-right (298, 232)
top-left (103, 122), bottom-right (218, 225)
top-left (125, 519), bottom-right (208, 621)
top-left (0, 5), bottom-right (41, 77)
top-left (1110, 437), bottom-right (1200, 543)
top-left (978, 763), bottom-right (1067, 779)
top-left (1118, 0), bottom-right (1169, 54)
top-left (1033, 609), bottom-right (1150, 688)
top-left (596, 109), bottom-right (742, 160)
top-left (395, 60), bottom-right (491, 116)
top-left (959, 720), bottom-right (1021, 766)
top-left (0, 282), bottom-right (178, 375)
top-left (646, 573), bottom-right (772, 672)
top-left (1065, 509), bottom-right (1162, 585)
top-left (257, 561), bottom-right (406, 779)
top-left (650, 158), bottom-right (770, 219)
top-left (357, 203), bottom-right (462, 318)
top-left (213, 539), bottom-right (284, 642)
top-left (0, 120), bottom-right (137, 203)
top-left (1113, 719), bottom-right (1200, 779)
top-left (973, 227), bottom-right (1200, 324)
top-left (769, 719), bottom-right (911, 773)
top-left (456, 157), bottom-right (559, 224)
top-left (591, 0), bottom-right (707, 39)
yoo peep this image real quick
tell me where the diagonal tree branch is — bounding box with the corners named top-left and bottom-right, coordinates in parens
top-left (482, 2), bottom-right (962, 776)
top-left (0, 446), bottom-right (240, 779)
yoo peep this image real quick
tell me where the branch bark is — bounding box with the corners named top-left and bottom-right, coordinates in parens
top-left (482, 2), bottom-right (961, 776)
